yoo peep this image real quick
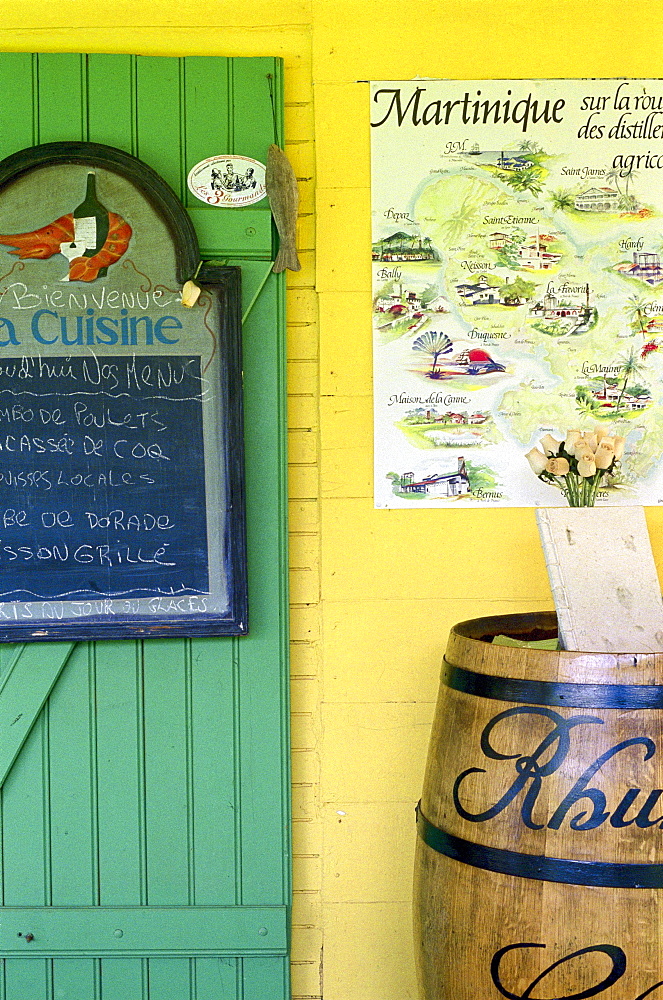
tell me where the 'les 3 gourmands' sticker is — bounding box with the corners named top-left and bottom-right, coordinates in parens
top-left (187, 155), bottom-right (267, 207)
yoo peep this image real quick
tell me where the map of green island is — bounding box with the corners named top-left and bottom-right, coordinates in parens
top-left (376, 155), bottom-right (663, 498)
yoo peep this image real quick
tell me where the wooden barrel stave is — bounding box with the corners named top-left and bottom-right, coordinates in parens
top-left (415, 849), bottom-right (663, 1000)
top-left (415, 612), bottom-right (663, 1000)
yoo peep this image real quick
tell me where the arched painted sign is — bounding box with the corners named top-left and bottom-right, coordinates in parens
top-left (0, 142), bottom-right (247, 639)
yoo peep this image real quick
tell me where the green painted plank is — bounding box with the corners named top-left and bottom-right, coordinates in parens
top-left (51, 960), bottom-right (97, 1000)
top-left (2, 719), bottom-right (50, 999)
top-left (0, 72), bottom-right (77, 1000)
top-left (238, 272), bottom-right (290, 905)
top-left (87, 53), bottom-right (135, 153)
top-left (2, 715), bottom-right (48, 904)
top-left (95, 641), bottom-right (145, 995)
top-left (0, 53), bottom-right (35, 159)
top-left (231, 58), bottom-right (281, 161)
top-left (146, 959), bottom-right (192, 1000)
top-left (95, 641), bottom-right (144, 905)
top-left (0, 641), bottom-right (74, 788)
top-left (191, 637), bottom-right (237, 905)
top-left (182, 57), bottom-right (229, 210)
top-left (0, 906), bottom-right (287, 956)
top-left (99, 958), bottom-right (147, 1000)
top-left (142, 638), bottom-right (190, 904)
top-left (36, 53), bottom-right (86, 143)
top-left (1, 720), bottom-right (48, 1000)
top-left (3, 959), bottom-right (49, 1000)
top-left (188, 207), bottom-right (271, 258)
top-left (136, 56), bottom-right (183, 199)
top-left (48, 644), bottom-right (94, 904)
top-left (195, 957), bottom-right (240, 1000)
top-left (242, 957), bottom-right (290, 1000)
top-left (0, 644), bottom-right (21, 679)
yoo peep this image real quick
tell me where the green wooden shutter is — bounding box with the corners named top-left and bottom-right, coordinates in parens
top-left (0, 53), bottom-right (290, 1000)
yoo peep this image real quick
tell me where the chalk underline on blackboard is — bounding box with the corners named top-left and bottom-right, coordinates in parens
top-left (0, 389), bottom-right (210, 402)
top-left (0, 586), bottom-right (211, 599)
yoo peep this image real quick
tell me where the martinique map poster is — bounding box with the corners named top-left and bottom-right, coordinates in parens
top-left (371, 78), bottom-right (663, 508)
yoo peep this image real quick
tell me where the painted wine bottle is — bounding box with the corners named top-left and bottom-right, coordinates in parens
top-left (73, 172), bottom-right (109, 276)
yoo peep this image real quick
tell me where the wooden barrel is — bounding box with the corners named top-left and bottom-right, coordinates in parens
top-left (414, 611), bottom-right (663, 1000)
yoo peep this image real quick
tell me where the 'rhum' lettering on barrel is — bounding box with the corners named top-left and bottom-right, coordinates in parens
top-left (453, 707), bottom-right (663, 832)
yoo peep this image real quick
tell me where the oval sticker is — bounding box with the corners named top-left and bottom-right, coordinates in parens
top-left (187, 155), bottom-right (267, 207)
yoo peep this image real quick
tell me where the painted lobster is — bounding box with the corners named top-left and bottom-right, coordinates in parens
top-left (0, 211), bottom-right (132, 282)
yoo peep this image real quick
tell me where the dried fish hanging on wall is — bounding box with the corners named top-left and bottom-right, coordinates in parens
top-left (266, 73), bottom-right (301, 273)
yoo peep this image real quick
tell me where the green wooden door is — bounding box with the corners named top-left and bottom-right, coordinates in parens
top-left (0, 54), bottom-right (290, 1000)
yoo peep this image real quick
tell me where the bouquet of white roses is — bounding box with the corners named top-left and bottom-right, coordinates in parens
top-left (526, 428), bottom-right (625, 507)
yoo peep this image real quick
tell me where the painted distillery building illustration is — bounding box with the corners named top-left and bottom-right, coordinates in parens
top-left (402, 408), bottom-right (489, 426)
top-left (398, 456), bottom-right (471, 497)
top-left (518, 233), bottom-right (562, 269)
top-left (645, 316), bottom-right (663, 334)
top-left (592, 383), bottom-right (653, 409)
top-left (456, 275), bottom-right (503, 305)
top-left (531, 284), bottom-right (591, 319)
top-left (615, 251), bottom-right (663, 286)
top-left (574, 186), bottom-right (622, 212)
top-left (430, 411), bottom-right (487, 424)
top-left (496, 151), bottom-right (533, 171)
top-left (372, 231), bottom-right (439, 261)
top-left (464, 149), bottom-right (533, 170)
top-left (404, 409), bottom-right (488, 424)
top-left (456, 274), bottom-right (532, 306)
top-left (374, 282), bottom-right (448, 314)
top-left (488, 231), bottom-right (510, 249)
top-left (375, 286), bottom-right (421, 312)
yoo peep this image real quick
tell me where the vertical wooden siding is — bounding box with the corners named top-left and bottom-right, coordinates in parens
top-left (0, 53), bottom-right (289, 1000)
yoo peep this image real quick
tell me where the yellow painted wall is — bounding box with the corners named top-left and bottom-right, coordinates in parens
top-left (3, 2), bottom-right (663, 999)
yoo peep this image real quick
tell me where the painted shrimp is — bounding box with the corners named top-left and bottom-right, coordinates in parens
top-left (0, 214), bottom-right (75, 259)
top-left (0, 210), bottom-right (132, 282)
top-left (68, 211), bottom-right (133, 282)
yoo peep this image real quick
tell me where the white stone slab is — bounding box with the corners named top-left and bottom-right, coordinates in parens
top-left (536, 507), bottom-right (663, 652)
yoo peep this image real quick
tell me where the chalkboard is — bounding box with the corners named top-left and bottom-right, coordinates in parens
top-left (0, 143), bottom-right (247, 640)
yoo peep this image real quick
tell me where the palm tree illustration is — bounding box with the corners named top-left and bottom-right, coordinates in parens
top-left (616, 348), bottom-right (647, 412)
top-left (549, 188), bottom-right (575, 212)
top-left (623, 167), bottom-right (638, 207)
top-left (604, 167), bottom-right (626, 206)
top-left (505, 168), bottom-right (543, 196)
top-left (549, 188), bottom-right (574, 212)
top-left (576, 385), bottom-right (598, 416)
top-left (624, 294), bottom-right (649, 336)
top-left (518, 140), bottom-right (541, 154)
top-left (412, 330), bottom-right (453, 375)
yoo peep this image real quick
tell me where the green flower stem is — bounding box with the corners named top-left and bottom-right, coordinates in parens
top-left (559, 470), bottom-right (603, 506)
top-left (563, 473), bottom-right (576, 506)
top-left (535, 448), bottom-right (618, 507)
top-left (568, 476), bottom-right (577, 505)
top-left (589, 470), bottom-right (603, 506)
top-left (574, 470), bottom-right (603, 506)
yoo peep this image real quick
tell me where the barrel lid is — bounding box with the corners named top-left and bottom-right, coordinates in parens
top-left (446, 612), bottom-right (663, 686)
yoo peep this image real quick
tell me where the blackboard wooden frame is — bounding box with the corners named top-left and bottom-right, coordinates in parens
top-left (0, 142), bottom-right (248, 641)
